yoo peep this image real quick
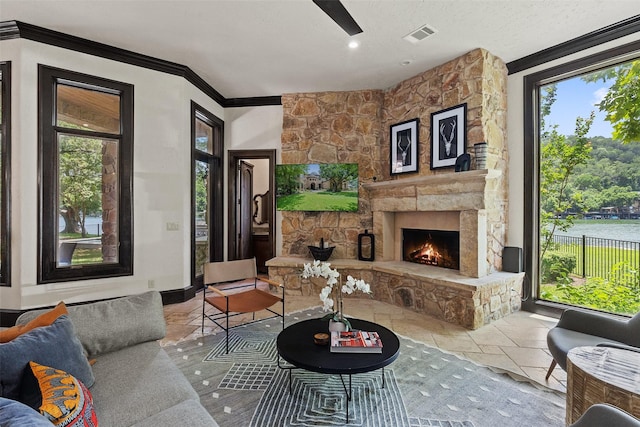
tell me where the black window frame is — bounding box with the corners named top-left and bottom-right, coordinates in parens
top-left (38, 65), bottom-right (134, 283)
top-left (191, 101), bottom-right (223, 289)
top-left (522, 40), bottom-right (640, 314)
top-left (0, 61), bottom-right (11, 287)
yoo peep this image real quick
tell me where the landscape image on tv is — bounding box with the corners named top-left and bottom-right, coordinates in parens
top-left (276, 163), bottom-right (358, 212)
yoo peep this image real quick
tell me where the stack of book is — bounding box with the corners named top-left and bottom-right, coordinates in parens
top-left (330, 330), bottom-right (383, 353)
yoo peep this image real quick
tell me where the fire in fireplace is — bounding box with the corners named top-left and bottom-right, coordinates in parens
top-left (402, 228), bottom-right (460, 270)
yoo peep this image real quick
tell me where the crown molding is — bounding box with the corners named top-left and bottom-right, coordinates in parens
top-left (507, 14), bottom-right (640, 74)
top-left (0, 20), bottom-right (281, 108)
top-left (225, 96), bottom-right (283, 108)
top-left (3, 17), bottom-right (637, 102)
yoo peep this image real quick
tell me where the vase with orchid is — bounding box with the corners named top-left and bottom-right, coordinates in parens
top-left (301, 260), bottom-right (371, 331)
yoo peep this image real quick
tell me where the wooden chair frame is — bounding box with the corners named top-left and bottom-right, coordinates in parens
top-left (201, 257), bottom-right (284, 353)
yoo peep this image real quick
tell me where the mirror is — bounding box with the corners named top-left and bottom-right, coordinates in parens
top-left (253, 191), bottom-right (270, 226)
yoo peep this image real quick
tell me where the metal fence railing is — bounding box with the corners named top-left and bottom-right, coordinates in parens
top-left (552, 234), bottom-right (640, 278)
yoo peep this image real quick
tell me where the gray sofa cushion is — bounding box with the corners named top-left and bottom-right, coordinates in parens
top-left (17, 291), bottom-right (166, 357)
top-left (131, 399), bottom-right (219, 427)
top-left (90, 341), bottom-right (198, 426)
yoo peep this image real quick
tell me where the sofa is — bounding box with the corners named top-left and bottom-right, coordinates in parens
top-left (1, 291), bottom-right (218, 426)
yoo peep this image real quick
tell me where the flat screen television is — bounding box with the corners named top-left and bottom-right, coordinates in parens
top-left (276, 163), bottom-right (358, 212)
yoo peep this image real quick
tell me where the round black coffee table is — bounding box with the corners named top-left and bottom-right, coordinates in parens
top-left (276, 318), bottom-right (400, 422)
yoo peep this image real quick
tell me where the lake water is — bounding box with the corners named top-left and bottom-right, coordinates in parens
top-left (558, 221), bottom-right (640, 242)
top-left (59, 216), bottom-right (102, 234)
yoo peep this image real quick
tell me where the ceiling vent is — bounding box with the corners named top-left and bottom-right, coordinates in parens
top-left (403, 24), bottom-right (438, 43)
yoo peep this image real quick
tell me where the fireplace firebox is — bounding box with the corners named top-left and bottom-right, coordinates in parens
top-left (402, 229), bottom-right (460, 270)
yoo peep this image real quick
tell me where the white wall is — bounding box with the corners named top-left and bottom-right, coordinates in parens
top-left (505, 33), bottom-right (640, 248)
top-left (0, 38), bottom-right (224, 309)
top-left (225, 106), bottom-right (282, 152)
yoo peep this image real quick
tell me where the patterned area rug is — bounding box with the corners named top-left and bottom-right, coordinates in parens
top-left (164, 308), bottom-right (565, 427)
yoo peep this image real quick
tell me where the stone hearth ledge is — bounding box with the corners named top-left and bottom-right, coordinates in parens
top-left (266, 257), bottom-right (524, 329)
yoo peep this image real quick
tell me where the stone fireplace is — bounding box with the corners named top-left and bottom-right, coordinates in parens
top-left (364, 170), bottom-right (500, 278)
top-left (269, 48), bottom-right (522, 329)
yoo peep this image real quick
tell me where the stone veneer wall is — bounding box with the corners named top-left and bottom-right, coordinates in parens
top-left (380, 48), bottom-right (508, 271)
top-left (281, 49), bottom-right (508, 270)
top-left (280, 90), bottom-right (382, 259)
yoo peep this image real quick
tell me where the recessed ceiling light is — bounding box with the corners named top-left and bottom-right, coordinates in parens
top-left (348, 40), bottom-right (359, 49)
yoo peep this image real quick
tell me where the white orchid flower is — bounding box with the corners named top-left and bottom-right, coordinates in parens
top-left (319, 286), bottom-right (332, 301)
top-left (301, 261), bottom-right (371, 313)
top-left (322, 298), bottom-right (334, 311)
top-left (355, 279), bottom-right (371, 294)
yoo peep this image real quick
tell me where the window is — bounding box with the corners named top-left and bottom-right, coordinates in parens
top-left (0, 62), bottom-right (10, 286)
top-left (38, 66), bottom-right (133, 283)
top-left (523, 41), bottom-right (640, 315)
top-left (191, 102), bottom-right (223, 288)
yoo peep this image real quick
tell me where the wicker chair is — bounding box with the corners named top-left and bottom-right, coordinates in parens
top-left (545, 309), bottom-right (640, 380)
top-left (201, 257), bottom-right (284, 353)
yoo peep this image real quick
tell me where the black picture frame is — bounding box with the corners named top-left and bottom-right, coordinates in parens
top-left (390, 118), bottom-right (419, 175)
top-left (430, 103), bottom-right (467, 169)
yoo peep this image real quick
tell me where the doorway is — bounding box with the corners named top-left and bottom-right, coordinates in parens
top-left (228, 150), bottom-right (275, 274)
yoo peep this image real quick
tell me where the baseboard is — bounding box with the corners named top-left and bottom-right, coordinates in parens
top-left (160, 286), bottom-right (198, 305)
top-left (0, 287), bottom-right (199, 327)
top-left (0, 309), bottom-right (22, 328)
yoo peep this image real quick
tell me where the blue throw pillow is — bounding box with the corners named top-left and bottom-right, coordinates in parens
top-left (0, 314), bottom-right (95, 401)
top-left (0, 397), bottom-right (52, 426)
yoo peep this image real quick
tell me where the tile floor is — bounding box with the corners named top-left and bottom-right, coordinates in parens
top-left (161, 291), bottom-right (567, 393)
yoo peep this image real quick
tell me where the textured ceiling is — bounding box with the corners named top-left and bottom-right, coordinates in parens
top-left (0, 0), bottom-right (638, 98)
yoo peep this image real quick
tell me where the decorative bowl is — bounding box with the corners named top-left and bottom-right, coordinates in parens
top-left (313, 332), bottom-right (330, 346)
top-left (308, 245), bottom-right (335, 261)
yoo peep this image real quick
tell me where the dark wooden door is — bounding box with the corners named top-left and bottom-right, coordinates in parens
top-left (238, 160), bottom-right (253, 259)
top-left (227, 150), bottom-right (275, 267)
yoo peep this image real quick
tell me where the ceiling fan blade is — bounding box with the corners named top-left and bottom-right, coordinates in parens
top-left (313, 0), bottom-right (363, 36)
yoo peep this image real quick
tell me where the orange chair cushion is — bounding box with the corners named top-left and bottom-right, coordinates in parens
top-left (0, 302), bottom-right (68, 343)
top-left (205, 289), bottom-right (282, 314)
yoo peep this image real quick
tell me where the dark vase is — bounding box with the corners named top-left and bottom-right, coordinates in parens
top-left (358, 230), bottom-right (375, 261)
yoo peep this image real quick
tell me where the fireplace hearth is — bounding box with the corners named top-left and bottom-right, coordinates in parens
top-left (402, 229), bottom-right (460, 270)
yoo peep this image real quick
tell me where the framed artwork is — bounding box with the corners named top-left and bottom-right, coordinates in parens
top-left (430, 103), bottom-right (467, 169)
top-left (390, 118), bottom-right (419, 175)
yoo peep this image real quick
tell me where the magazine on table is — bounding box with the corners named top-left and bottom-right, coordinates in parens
top-left (330, 330), bottom-right (383, 353)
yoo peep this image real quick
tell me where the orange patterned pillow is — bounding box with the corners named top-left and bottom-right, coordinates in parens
top-left (28, 361), bottom-right (97, 426)
top-left (0, 302), bottom-right (68, 343)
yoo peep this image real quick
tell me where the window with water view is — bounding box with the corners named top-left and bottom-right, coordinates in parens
top-left (39, 66), bottom-right (133, 282)
top-left (192, 102), bottom-right (223, 287)
top-left (538, 57), bottom-right (640, 316)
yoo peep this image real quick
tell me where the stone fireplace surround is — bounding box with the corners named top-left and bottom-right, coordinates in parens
top-left (267, 170), bottom-right (524, 329)
top-left (366, 170), bottom-right (494, 278)
top-left (269, 48), bottom-right (520, 329)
